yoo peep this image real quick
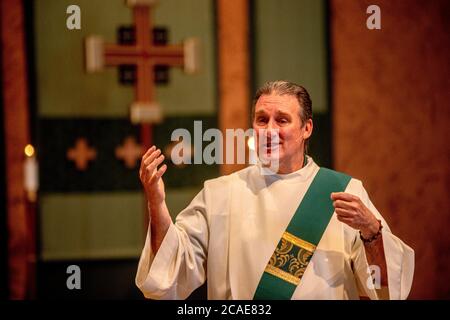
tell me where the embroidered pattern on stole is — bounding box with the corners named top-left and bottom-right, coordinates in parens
top-left (264, 231), bottom-right (316, 286)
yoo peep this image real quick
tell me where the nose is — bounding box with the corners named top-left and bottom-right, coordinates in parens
top-left (265, 118), bottom-right (279, 131)
top-left (264, 120), bottom-right (280, 142)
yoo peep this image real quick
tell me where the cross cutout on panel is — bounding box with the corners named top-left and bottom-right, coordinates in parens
top-left (67, 138), bottom-right (97, 171)
top-left (85, 0), bottom-right (200, 150)
top-left (115, 136), bottom-right (143, 169)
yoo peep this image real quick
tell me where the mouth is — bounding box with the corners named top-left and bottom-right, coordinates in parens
top-left (262, 142), bottom-right (282, 153)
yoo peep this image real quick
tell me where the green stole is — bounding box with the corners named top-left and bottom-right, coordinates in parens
top-left (253, 167), bottom-right (351, 299)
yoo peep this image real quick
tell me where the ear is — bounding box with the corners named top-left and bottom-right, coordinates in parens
top-left (302, 119), bottom-right (313, 140)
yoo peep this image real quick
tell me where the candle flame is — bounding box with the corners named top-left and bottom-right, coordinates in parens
top-left (24, 144), bottom-right (35, 157)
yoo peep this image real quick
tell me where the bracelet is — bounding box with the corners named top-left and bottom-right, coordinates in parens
top-left (359, 219), bottom-right (383, 243)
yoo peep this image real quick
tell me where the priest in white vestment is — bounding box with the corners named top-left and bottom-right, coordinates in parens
top-left (135, 81), bottom-right (414, 300)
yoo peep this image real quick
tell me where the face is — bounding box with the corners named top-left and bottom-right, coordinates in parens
top-left (252, 93), bottom-right (313, 173)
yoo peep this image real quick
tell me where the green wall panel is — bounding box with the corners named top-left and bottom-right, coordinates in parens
top-left (253, 0), bottom-right (329, 113)
top-left (40, 192), bottom-right (145, 260)
top-left (40, 187), bottom-right (202, 260)
top-left (34, 0), bottom-right (218, 261)
top-left (165, 187), bottom-right (203, 221)
top-left (34, 0), bottom-right (216, 117)
top-left (152, 0), bottom-right (216, 115)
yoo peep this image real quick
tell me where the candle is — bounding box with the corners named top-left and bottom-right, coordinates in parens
top-left (24, 144), bottom-right (39, 202)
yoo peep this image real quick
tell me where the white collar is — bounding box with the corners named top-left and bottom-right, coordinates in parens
top-left (256, 155), bottom-right (318, 183)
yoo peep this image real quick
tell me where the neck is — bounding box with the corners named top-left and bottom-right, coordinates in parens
top-left (277, 153), bottom-right (306, 174)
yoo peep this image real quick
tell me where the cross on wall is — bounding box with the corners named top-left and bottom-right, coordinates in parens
top-left (66, 138), bottom-right (97, 171)
top-left (66, 136), bottom-right (143, 171)
top-left (115, 136), bottom-right (143, 169)
top-left (84, 0), bottom-right (200, 150)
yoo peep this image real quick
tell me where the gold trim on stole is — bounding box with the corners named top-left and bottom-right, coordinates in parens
top-left (264, 232), bottom-right (317, 286)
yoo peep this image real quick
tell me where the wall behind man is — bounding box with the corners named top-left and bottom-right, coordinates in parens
top-left (0, 36), bottom-right (8, 299)
top-left (252, 0), bottom-right (332, 167)
top-left (32, 0), bottom-right (217, 298)
top-left (330, 0), bottom-right (450, 299)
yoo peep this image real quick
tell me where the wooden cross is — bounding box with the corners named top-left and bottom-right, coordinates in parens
top-left (115, 136), bottom-right (143, 169)
top-left (85, 0), bottom-right (199, 150)
top-left (67, 138), bottom-right (97, 171)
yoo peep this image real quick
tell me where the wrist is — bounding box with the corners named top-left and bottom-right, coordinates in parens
top-left (148, 201), bottom-right (162, 215)
top-left (148, 200), bottom-right (169, 219)
top-left (360, 219), bottom-right (382, 243)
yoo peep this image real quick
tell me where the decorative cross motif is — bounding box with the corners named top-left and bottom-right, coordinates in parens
top-left (67, 138), bottom-right (97, 171)
top-left (115, 136), bottom-right (143, 169)
top-left (117, 26), bottom-right (171, 85)
top-left (85, 0), bottom-right (199, 150)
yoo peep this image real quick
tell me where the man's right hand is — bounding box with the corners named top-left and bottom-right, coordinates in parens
top-left (139, 146), bottom-right (171, 253)
top-left (139, 146), bottom-right (168, 209)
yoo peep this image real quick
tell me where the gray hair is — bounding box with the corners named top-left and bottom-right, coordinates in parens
top-left (252, 80), bottom-right (313, 153)
top-left (252, 80), bottom-right (313, 125)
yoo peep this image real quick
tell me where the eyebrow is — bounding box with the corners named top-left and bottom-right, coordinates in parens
top-left (275, 110), bottom-right (291, 118)
top-left (254, 110), bottom-right (292, 118)
top-left (254, 110), bottom-right (267, 117)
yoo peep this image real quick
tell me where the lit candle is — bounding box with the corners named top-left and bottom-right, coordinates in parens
top-left (24, 144), bottom-right (39, 202)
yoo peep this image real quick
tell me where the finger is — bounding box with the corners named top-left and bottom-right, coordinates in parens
top-left (336, 214), bottom-right (353, 224)
top-left (146, 155), bottom-right (165, 181)
top-left (144, 148), bottom-right (161, 166)
top-left (331, 192), bottom-right (359, 202)
top-left (140, 162), bottom-right (149, 184)
top-left (144, 149), bottom-right (162, 167)
top-left (140, 146), bottom-right (156, 174)
top-left (154, 164), bottom-right (167, 180)
top-left (149, 162), bottom-right (166, 185)
top-left (335, 208), bottom-right (354, 217)
top-left (145, 156), bottom-right (164, 180)
top-left (142, 146), bottom-right (156, 161)
top-left (333, 199), bottom-right (356, 210)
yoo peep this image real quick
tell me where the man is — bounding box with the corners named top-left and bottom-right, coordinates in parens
top-left (135, 81), bottom-right (414, 299)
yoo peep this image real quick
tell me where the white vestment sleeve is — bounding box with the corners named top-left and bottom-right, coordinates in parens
top-left (135, 188), bottom-right (209, 299)
top-left (349, 180), bottom-right (415, 300)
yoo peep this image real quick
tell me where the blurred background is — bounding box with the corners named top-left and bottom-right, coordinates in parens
top-left (1, 0), bottom-right (449, 299)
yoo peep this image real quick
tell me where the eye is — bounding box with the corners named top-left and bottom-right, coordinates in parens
top-left (256, 117), bottom-right (268, 124)
top-left (277, 118), bottom-right (289, 124)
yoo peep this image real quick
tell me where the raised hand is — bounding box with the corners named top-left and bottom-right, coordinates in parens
top-left (139, 146), bottom-right (168, 209)
top-left (331, 192), bottom-right (380, 239)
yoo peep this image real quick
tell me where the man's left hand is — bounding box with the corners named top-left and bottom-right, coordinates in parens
top-left (331, 192), bottom-right (380, 239)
